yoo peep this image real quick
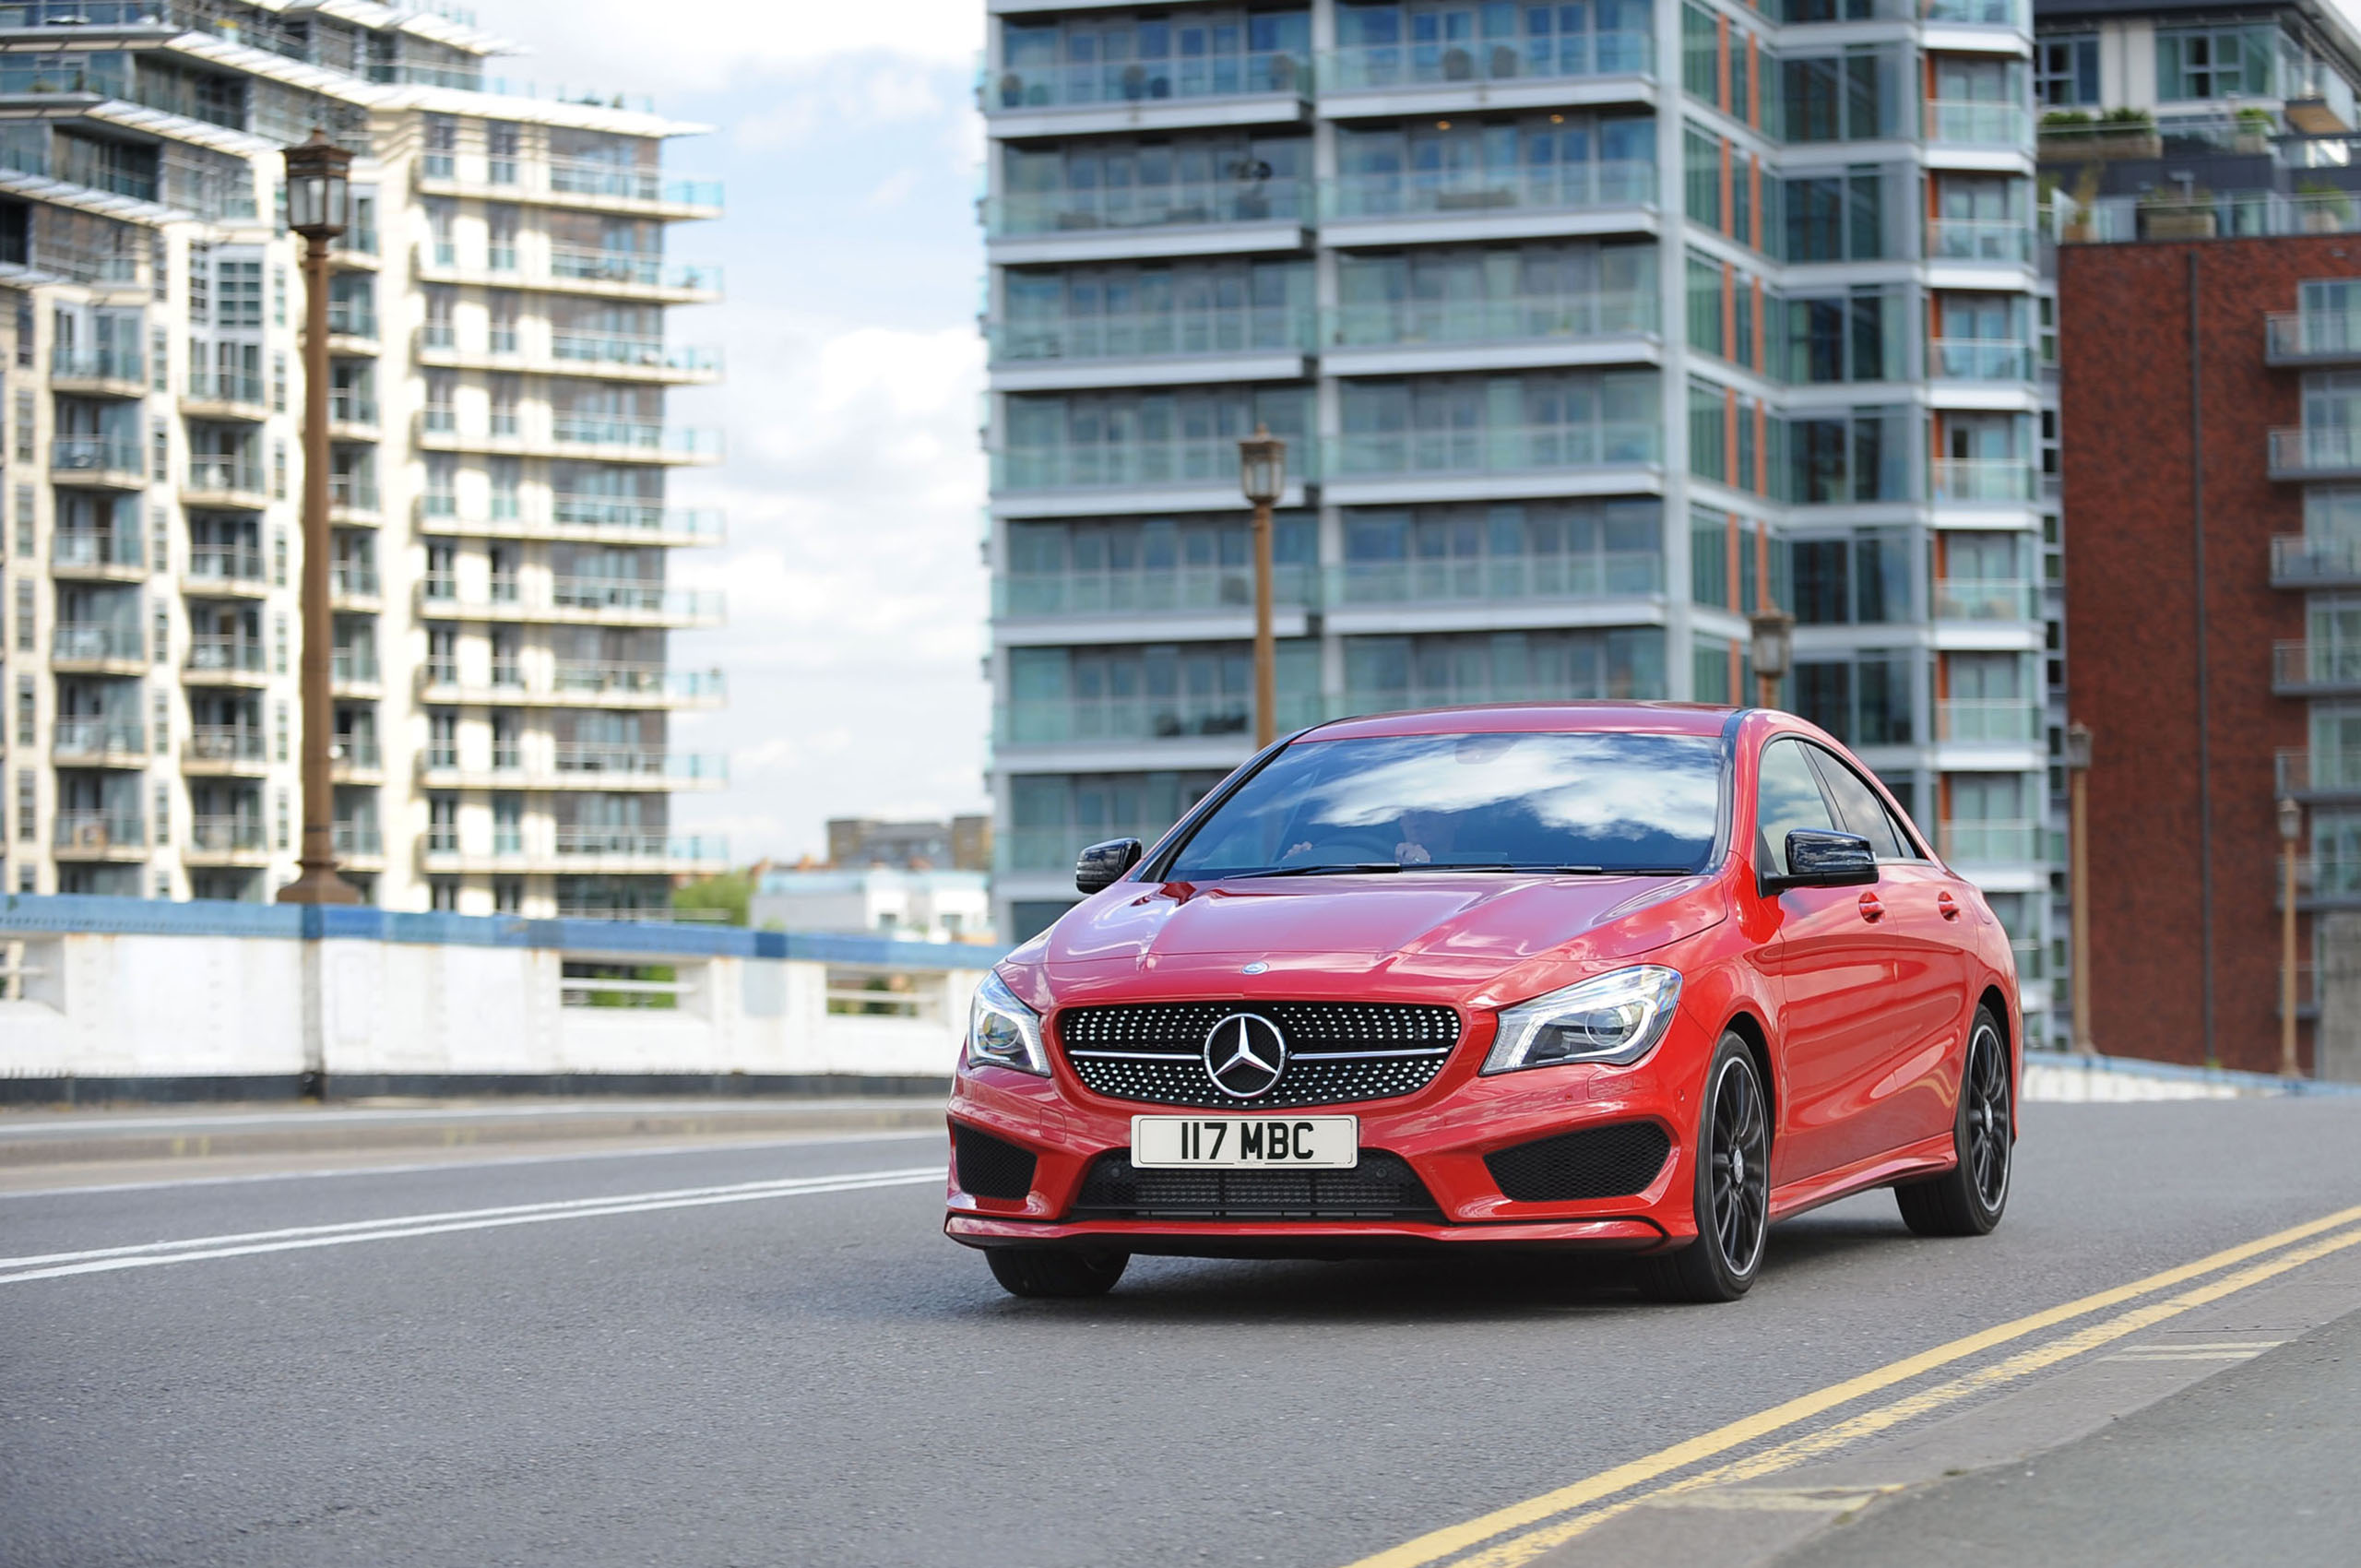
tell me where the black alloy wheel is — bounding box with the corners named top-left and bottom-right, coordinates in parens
top-left (1643, 1032), bottom-right (1770, 1303)
top-left (1896, 1006), bottom-right (2012, 1238)
top-left (985, 1248), bottom-right (1130, 1299)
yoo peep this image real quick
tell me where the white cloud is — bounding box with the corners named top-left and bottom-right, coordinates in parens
top-left (480, 0), bottom-right (984, 93)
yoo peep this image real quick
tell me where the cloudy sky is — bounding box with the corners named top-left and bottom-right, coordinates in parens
top-left (478, 0), bottom-right (993, 864)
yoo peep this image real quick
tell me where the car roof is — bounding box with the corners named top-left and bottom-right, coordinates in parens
top-left (1299, 701), bottom-right (1740, 742)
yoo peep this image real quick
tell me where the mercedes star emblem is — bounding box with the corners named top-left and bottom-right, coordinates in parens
top-left (1204, 1013), bottom-right (1287, 1099)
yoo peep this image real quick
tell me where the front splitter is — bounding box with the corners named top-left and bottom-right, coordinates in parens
top-left (944, 1212), bottom-right (1669, 1260)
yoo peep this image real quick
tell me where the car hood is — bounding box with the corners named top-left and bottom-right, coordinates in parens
top-left (1015, 872), bottom-right (1727, 1008)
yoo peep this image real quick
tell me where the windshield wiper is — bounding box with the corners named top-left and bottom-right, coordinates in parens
top-left (1222, 863), bottom-right (1404, 879)
top-left (1394, 863), bottom-right (1700, 875)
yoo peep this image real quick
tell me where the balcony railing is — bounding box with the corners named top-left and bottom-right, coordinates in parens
top-left (1928, 218), bottom-right (2032, 264)
top-left (999, 824), bottom-right (1177, 873)
top-left (52, 437), bottom-right (143, 480)
top-left (551, 663), bottom-right (726, 700)
top-left (331, 648), bottom-right (381, 685)
top-left (552, 829), bottom-right (729, 861)
top-left (186, 369), bottom-right (266, 406)
top-left (187, 636), bottom-right (266, 674)
top-left (2276, 748), bottom-right (2361, 796)
top-left (2270, 426), bottom-right (2361, 478)
top-left (186, 457), bottom-right (267, 495)
top-left (987, 180), bottom-right (1311, 238)
top-left (185, 546), bottom-right (267, 587)
top-left (1330, 291), bottom-right (1658, 350)
top-left (329, 390), bottom-right (379, 426)
top-left (999, 694), bottom-right (1324, 746)
top-left (53, 623), bottom-right (141, 662)
top-left (550, 335), bottom-right (721, 374)
top-left (1334, 552), bottom-right (1664, 605)
top-left (326, 303), bottom-right (378, 339)
top-left (329, 473), bottom-right (380, 512)
top-left (995, 436), bottom-right (1319, 493)
top-left (551, 745), bottom-right (728, 781)
top-left (1926, 101), bottom-right (2029, 147)
top-left (189, 815), bottom-right (267, 853)
top-left (546, 247), bottom-right (721, 291)
top-left (1931, 457), bottom-right (2035, 503)
top-left (52, 529), bottom-right (142, 569)
top-left (1324, 161), bottom-right (1655, 222)
top-left (1936, 698), bottom-right (2040, 742)
top-left (336, 734), bottom-right (383, 769)
top-left (51, 345), bottom-right (143, 383)
top-left (986, 49), bottom-right (1309, 111)
top-left (550, 417), bottom-right (723, 457)
top-left (548, 498), bottom-right (725, 538)
top-left (186, 727), bottom-right (267, 766)
top-left (1939, 819), bottom-right (2044, 863)
top-left (333, 822), bottom-right (384, 857)
top-left (991, 306), bottom-right (1314, 365)
top-left (543, 159), bottom-right (721, 209)
top-left (1923, 0), bottom-right (2028, 24)
top-left (1932, 577), bottom-right (2038, 620)
top-left (2267, 309), bottom-right (2361, 362)
top-left (999, 563), bottom-right (1319, 618)
top-left (52, 718), bottom-right (144, 759)
top-left (2271, 534), bottom-right (2361, 584)
top-left (0, 4), bottom-right (167, 29)
top-left (53, 812), bottom-right (144, 852)
top-left (1337, 422), bottom-right (1661, 477)
top-left (1930, 339), bottom-right (2034, 381)
top-left (550, 576), bottom-right (723, 618)
top-left (1320, 32), bottom-right (1651, 91)
top-left (331, 564), bottom-right (381, 598)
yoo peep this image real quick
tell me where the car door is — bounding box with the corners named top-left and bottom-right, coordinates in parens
top-left (1754, 737), bottom-right (1894, 1186)
top-left (1805, 745), bottom-right (1971, 1166)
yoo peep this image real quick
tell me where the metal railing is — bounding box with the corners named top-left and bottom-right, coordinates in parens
top-left (335, 734), bottom-right (383, 769)
top-left (1329, 291), bottom-right (1658, 350)
top-left (331, 564), bottom-right (380, 598)
top-left (53, 623), bottom-right (142, 662)
top-left (550, 577), bottom-right (723, 618)
top-left (542, 159), bottom-right (721, 209)
top-left (998, 694), bottom-right (1325, 746)
top-left (1324, 162), bottom-right (1655, 222)
top-left (552, 829), bottom-right (729, 861)
top-left (547, 498), bottom-right (725, 539)
top-left (998, 825), bottom-right (1173, 873)
top-left (1926, 101), bottom-right (2029, 146)
top-left (52, 718), bottom-right (144, 759)
top-left (2273, 639), bottom-right (2361, 690)
top-left (1923, 0), bottom-right (2027, 24)
top-left (546, 247), bottom-right (721, 291)
top-left (1931, 457), bottom-right (2036, 503)
top-left (52, 529), bottom-right (142, 569)
top-left (551, 745), bottom-right (728, 780)
top-left (1337, 422), bottom-right (1661, 477)
top-left (994, 436), bottom-right (1319, 493)
top-left (328, 389), bottom-right (378, 425)
top-left (1931, 578), bottom-right (2038, 620)
top-left (51, 345), bottom-right (143, 382)
top-left (186, 727), bottom-right (267, 766)
top-left (1939, 819), bottom-right (2044, 863)
top-left (1927, 218), bottom-right (2032, 264)
top-left (189, 815), bottom-right (267, 853)
top-left (1320, 33), bottom-right (1650, 90)
top-left (52, 437), bottom-right (142, 478)
top-left (998, 562), bottom-right (1319, 618)
top-left (329, 473), bottom-right (379, 512)
top-left (326, 303), bottom-right (377, 339)
top-left (186, 456), bottom-right (266, 494)
top-left (2272, 535), bottom-right (2361, 583)
top-left (53, 812), bottom-right (144, 852)
top-left (331, 648), bottom-right (380, 685)
top-left (990, 306), bottom-right (1314, 365)
top-left (2266, 309), bottom-right (2361, 361)
top-left (1334, 552), bottom-right (1664, 605)
top-left (986, 49), bottom-right (1309, 111)
top-left (186, 636), bottom-right (265, 673)
top-left (2270, 427), bottom-right (2361, 477)
top-left (186, 368), bottom-right (266, 406)
top-left (550, 417), bottom-right (723, 457)
top-left (987, 180), bottom-right (1311, 238)
top-left (1929, 339), bottom-right (2035, 381)
top-left (550, 334), bottom-right (721, 374)
top-left (1936, 699), bottom-right (2040, 742)
top-left (551, 663), bottom-right (726, 700)
top-left (333, 823), bottom-right (384, 857)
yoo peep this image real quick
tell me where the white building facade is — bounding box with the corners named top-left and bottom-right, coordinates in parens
top-left (0, 0), bottom-right (726, 917)
top-left (980, 0), bottom-right (2060, 1037)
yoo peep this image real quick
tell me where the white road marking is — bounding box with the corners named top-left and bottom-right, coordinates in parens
top-left (0, 1101), bottom-right (938, 1138)
top-left (0, 1128), bottom-right (943, 1201)
top-left (0, 1165), bottom-right (944, 1285)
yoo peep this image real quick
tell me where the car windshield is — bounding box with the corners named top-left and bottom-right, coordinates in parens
top-left (1163, 731), bottom-right (1726, 879)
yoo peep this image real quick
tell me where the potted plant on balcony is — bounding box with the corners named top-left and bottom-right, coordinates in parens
top-left (2297, 180), bottom-right (2357, 234)
top-left (2236, 106), bottom-right (2277, 156)
top-left (2140, 184), bottom-right (2217, 241)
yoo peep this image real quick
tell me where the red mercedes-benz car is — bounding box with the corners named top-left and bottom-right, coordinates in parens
top-left (945, 703), bottom-right (2019, 1303)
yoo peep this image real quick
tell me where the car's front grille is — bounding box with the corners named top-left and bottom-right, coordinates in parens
top-left (1057, 1001), bottom-right (1461, 1109)
top-left (952, 1123), bottom-right (1038, 1200)
top-left (1485, 1122), bottom-right (1673, 1203)
top-left (1069, 1150), bottom-right (1442, 1221)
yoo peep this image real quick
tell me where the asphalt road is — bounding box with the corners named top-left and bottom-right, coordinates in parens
top-left (5, 1099), bottom-right (2361, 1568)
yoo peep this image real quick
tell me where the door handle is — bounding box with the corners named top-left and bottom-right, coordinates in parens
top-left (1937, 891), bottom-right (1961, 921)
top-left (1857, 891), bottom-right (1883, 923)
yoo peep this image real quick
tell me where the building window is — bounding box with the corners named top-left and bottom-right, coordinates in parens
top-left (431, 879), bottom-right (460, 912)
top-left (428, 795), bottom-right (458, 852)
top-left (275, 699), bottom-right (289, 762)
top-left (150, 325), bottom-right (168, 391)
top-left (272, 438), bottom-right (287, 500)
top-left (14, 675), bottom-right (31, 745)
top-left (13, 579), bottom-right (30, 651)
top-left (493, 793), bottom-right (522, 854)
top-left (493, 877), bottom-right (522, 913)
top-left (274, 612), bottom-right (288, 674)
top-left (427, 624), bottom-right (458, 683)
top-left (424, 113), bottom-right (457, 178)
top-left (2157, 26), bottom-right (2274, 101)
top-left (271, 263), bottom-right (286, 327)
top-left (152, 687), bottom-right (169, 754)
top-left (16, 768), bottom-right (34, 842)
top-left (429, 709), bottom-right (458, 768)
top-left (275, 787), bottom-right (289, 851)
top-left (272, 350), bottom-right (287, 412)
top-left (218, 258), bottom-right (262, 328)
top-left (12, 486), bottom-right (29, 555)
top-left (152, 601), bottom-right (169, 664)
top-left (425, 540), bottom-right (457, 599)
top-left (487, 120), bottom-right (521, 184)
top-left (2036, 36), bottom-right (2098, 107)
top-left (273, 526), bottom-right (288, 586)
top-left (13, 388), bottom-right (31, 462)
top-left (153, 782), bottom-right (170, 846)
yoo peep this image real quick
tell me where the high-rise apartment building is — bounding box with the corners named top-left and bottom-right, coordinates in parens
top-left (980, 0), bottom-right (2061, 1040)
top-left (0, 0), bottom-right (727, 917)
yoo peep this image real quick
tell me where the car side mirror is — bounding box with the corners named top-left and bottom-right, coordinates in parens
top-left (1766, 829), bottom-right (1878, 892)
top-left (1074, 837), bottom-right (1144, 894)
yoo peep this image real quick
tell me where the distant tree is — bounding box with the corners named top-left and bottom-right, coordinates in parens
top-left (671, 866), bottom-right (753, 926)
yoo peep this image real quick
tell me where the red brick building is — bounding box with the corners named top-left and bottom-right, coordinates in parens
top-left (2058, 234), bottom-right (2361, 1072)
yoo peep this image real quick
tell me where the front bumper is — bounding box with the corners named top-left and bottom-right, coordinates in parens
top-left (943, 1036), bottom-right (1706, 1260)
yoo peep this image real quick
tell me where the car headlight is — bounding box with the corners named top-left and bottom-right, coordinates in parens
top-left (964, 971), bottom-right (1049, 1076)
top-left (1483, 966), bottom-right (1683, 1074)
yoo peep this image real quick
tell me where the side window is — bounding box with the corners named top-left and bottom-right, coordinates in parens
top-left (1756, 739), bottom-right (1836, 876)
top-left (1805, 746), bottom-right (1908, 860)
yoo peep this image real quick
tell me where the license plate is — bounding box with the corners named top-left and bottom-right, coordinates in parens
top-left (1131, 1115), bottom-right (1358, 1170)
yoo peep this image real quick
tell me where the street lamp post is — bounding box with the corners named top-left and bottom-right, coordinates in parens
top-left (1238, 425), bottom-right (1286, 747)
top-left (276, 130), bottom-right (361, 906)
top-left (2281, 794), bottom-right (2304, 1078)
top-left (1748, 608), bottom-right (1794, 712)
top-left (2065, 722), bottom-right (2094, 1055)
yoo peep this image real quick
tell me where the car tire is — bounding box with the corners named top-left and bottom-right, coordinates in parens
top-left (1895, 1006), bottom-right (2012, 1239)
top-left (985, 1248), bottom-right (1130, 1299)
top-left (1641, 1032), bottom-right (1771, 1304)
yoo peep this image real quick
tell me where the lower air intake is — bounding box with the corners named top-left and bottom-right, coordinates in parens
top-left (1485, 1122), bottom-right (1673, 1203)
top-left (1070, 1150), bottom-right (1442, 1222)
top-left (953, 1123), bottom-right (1038, 1201)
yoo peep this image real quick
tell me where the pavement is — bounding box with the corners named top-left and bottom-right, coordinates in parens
top-left (3, 1098), bottom-right (2360, 1567)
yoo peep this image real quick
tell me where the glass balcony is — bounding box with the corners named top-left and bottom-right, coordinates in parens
top-left (2272, 535), bottom-right (2361, 584)
top-left (999, 562), bottom-right (1318, 618)
top-left (52, 529), bottom-right (142, 569)
top-left (2268, 309), bottom-right (2361, 362)
top-left (994, 436), bottom-right (1318, 493)
top-left (550, 334), bottom-right (721, 374)
top-left (998, 692), bottom-right (1325, 746)
top-left (546, 247), bottom-right (722, 291)
top-left (990, 306), bottom-right (1314, 366)
top-left (1930, 339), bottom-right (2034, 381)
top-left (549, 498), bottom-right (725, 538)
top-left (186, 727), bottom-right (267, 766)
top-left (187, 636), bottom-right (265, 674)
top-left (987, 49), bottom-right (1308, 111)
top-left (1000, 823), bottom-right (1174, 873)
top-left (189, 816), bottom-right (267, 853)
top-left (326, 302), bottom-right (377, 339)
top-left (329, 473), bottom-right (380, 512)
top-left (1922, 0), bottom-right (2026, 24)
top-left (551, 745), bottom-right (728, 781)
top-left (1333, 551), bottom-right (1662, 606)
top-left (336, 734), bottom-right (383, 770)
top-left (187, 368), bottom-right (266, 406)
top-left (1331, 291), bottom-right (1657, 350)
top-left (1940, 819), bottom-right (2043, 863)
top-left (333, 822), bottom-right (384, 857)
top-left (52, 437), bottom-right (143, 480)
top-left (1928, 219), bottom-right (2032, 264)
top-left (552, 663), bottom-right (726, 700)
top-left (329, 389), bottom-right (378, 426)
top-left (551, 417), bottom-right (724, 457)
top-left (52, 718), bottom-right (144, 759)
top-left (51, 345), bottom-right (142, 383)
top-left (1926, 101), bottom-right (2029, 147)
top-left (0, 3), bottom-right (167, 24)
top-left (550, 577), bottom-right (723, 618)
top-left (331, 647), bottom-right (380, 685)
top-left (53, 812), bottom-right (144, 851)
top-left (53, 623), bottom-right (141, 662)
top-left (1931, 457), bottom-right (2035, 503)
top-left (1320, 31), bottom-right (1650, 91)
top-left (1932, 578), bottom-right (2039, 620)
top-left (1337, 422), bottom-right (1661, 477)
top-left (1324, 161), bottom-right (1655, 222)
top-left (552, 829), bottom-right (729, 861)
top-left (1936, 699), bottom-right (2040, 742)
top-left (988, 180), bottom-right (1310, 238)
top-left (2270, 426), bottom-right (2361, 479)
top-left (2277, 748), bottom-right (2361, 795)
top-left (186, 457), bottom-right (267, 495)
top-left (331, 564), bottom-right (380, 598)
top-left (544, 160), bottom-right (722, 208)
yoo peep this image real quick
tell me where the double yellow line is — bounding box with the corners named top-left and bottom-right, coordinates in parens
top-left (1341, 1202), bottom-right (2361, 1568)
